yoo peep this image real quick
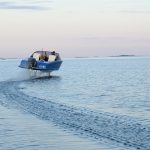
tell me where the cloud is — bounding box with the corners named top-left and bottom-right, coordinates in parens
top-left (0, 1), bottom-right (52, 10)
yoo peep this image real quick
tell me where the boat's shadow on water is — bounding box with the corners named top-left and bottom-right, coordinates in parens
top-left (15, 69), bottom-right (62, 82)
top-left (28, 75), bottom-right (61, 81)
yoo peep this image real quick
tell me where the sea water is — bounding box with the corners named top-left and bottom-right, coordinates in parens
top-left (0, 57), bottom-right (150, 150)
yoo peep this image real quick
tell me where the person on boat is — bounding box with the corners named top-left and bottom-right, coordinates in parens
top-left (51, 51), bottom-right (56, 55)
top-left (44, 51), bottom-right (48, 61)
top-left (39, 54), bottom-right (45, 60)
top-left (39, 54), bottom-right (49, 61)
top-left (44, 55), bottom-right (48, 61)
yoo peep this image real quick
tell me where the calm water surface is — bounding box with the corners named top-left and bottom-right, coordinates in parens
top-left (0, 57), bottom-right (150, 150)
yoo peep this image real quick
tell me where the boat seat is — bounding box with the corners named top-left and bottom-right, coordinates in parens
top-left (48, 55), bottom-right (56, 62)
top-left (33, 53), bottom-right (40, 61)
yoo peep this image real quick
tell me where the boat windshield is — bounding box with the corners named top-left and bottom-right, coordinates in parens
top-left (30, 51), bottom-right (60, 61)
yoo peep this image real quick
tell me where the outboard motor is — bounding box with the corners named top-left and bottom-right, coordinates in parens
top-left (27, 57), bottom-right (36, 69)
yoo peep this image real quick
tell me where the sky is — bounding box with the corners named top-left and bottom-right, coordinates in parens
top-left (0, 0), bottom-right (150, 58)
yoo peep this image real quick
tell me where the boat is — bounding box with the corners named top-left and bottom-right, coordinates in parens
top-left (19, 50), bottom-right (62, 72)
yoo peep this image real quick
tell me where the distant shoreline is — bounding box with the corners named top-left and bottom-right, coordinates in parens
top-left (74, 55), bottom-right (137, 59)
top-left (0, 58), bottom-right (6, 60)
top-left (110, 55), bottom-right (136, 57)
top-left (1, 55), bottom-right (149, 60)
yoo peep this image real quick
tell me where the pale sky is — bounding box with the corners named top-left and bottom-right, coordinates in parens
top-left (0, 0), bottom-right (150, 58)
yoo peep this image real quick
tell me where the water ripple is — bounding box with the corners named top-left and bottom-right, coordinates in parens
top-left (0, 80), bottom-right (150, 150)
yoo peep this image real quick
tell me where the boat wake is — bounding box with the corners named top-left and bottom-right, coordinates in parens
top-left (0, 80), bottom-right (150, 150)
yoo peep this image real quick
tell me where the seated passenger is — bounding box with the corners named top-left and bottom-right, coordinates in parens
top-left (51, 51), bottom-right (56, 55)
top-left (39, 55), bottom-right (45, 60)
top-left (44, 56), bottom-right (48, 61)
top-left (39, 55), bottom-right (48, 61)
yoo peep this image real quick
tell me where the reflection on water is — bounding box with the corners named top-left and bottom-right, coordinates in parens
top-left (0, 57), bottom-right (150, 150)
top-left (1, 105), bottom-right (124, 150)
top-left (22, 58), bottom-right (150, 120)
